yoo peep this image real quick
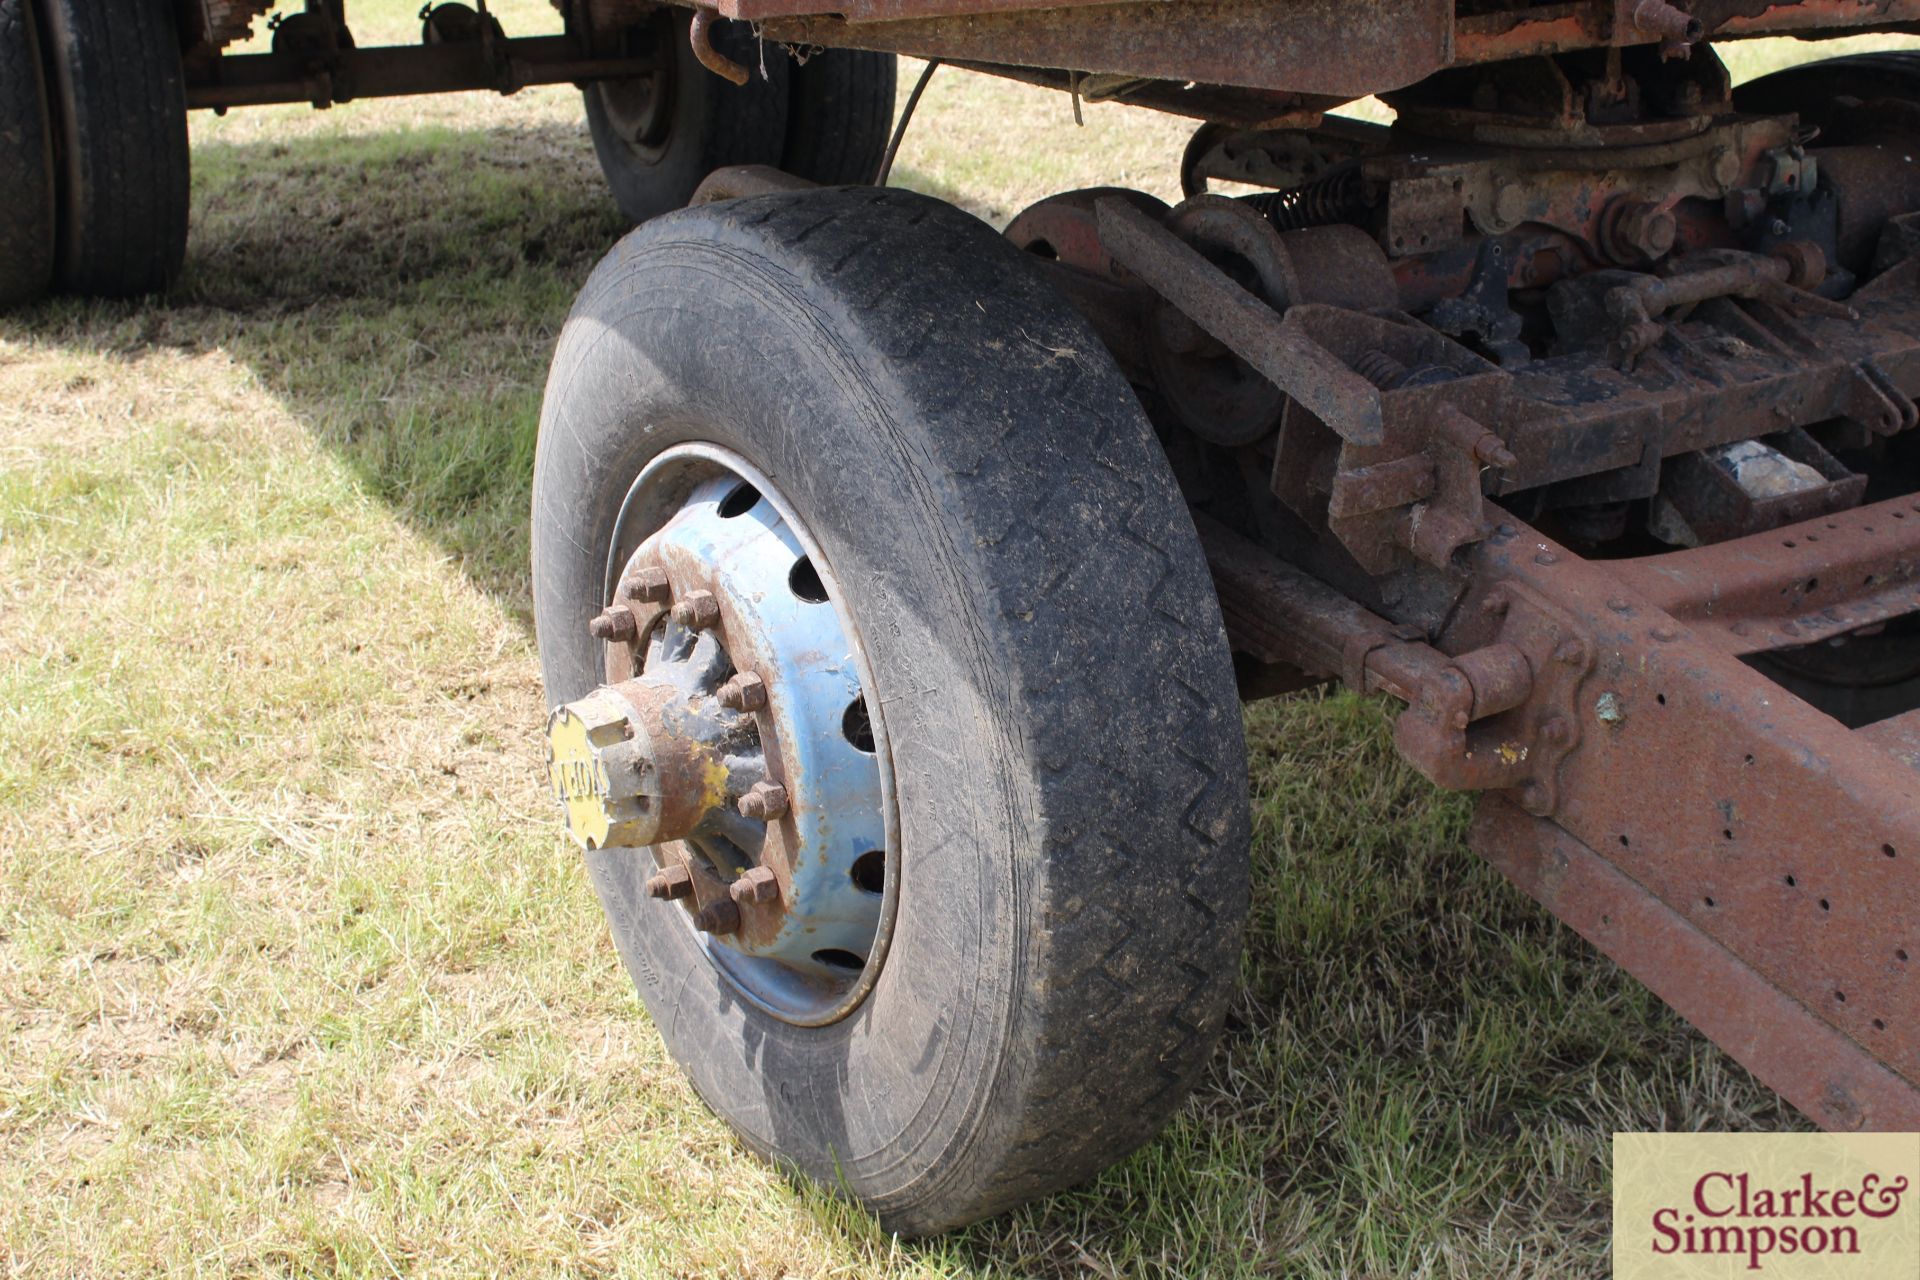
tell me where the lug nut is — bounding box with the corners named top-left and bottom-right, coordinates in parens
top-left (738, 780), bottom-right (790, 821)
top-left (694, 899), bottom-right (741, 935)
top-left (729, 865), bottom-right (780, 906)
top-left (718, 671), bottom-right (768, 712)
top-left (588, 605), bottom-right (639, 642)
top-left (621, 566), bottom-right (672, 603)
top-left (671, 590), bottom-right (720, 630)
top-left (645, 864), bottom-right (693, 901)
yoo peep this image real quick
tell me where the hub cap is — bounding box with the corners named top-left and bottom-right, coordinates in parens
top-left (546, 447), bottom-right (894, 1025)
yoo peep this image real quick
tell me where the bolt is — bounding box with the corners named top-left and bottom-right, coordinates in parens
top-left (729, 865), bottom-right (780, 907)
top-left (1554, 639), bottom-right (1588, 667)
top-left (1540, 716), bottom-right (1574, 747)
top-left (622, 565), bottom-right (671, 603)
top-left (1606, 199), bottom-right (1678, 265)
top-left (588, 605), bottom-right (638, 643)
top-left (645, 864), bottom-right (693, 901)
top-left (1632, 0), bottom-right (1703, 43)
top-left (1520, 782), bottom-right (1553, 813)
top-left (1473, 434), bottom-right (1519, 470)
top-left (694, 899), bottom-right (741, 935)
top-left (1607, 598), bottom-right (1631, 613)
top-left (1709, 146), bottom-right (1741, 194)
top-left (1481, 589), bottom-right (1511, 616)
top-left (718, 671), bottom-right (768, 712)
top-left (738, 780), bottom-right (790, 821)
top-left (1651, 625), bottom-right (1680, 642)
top-left (671, 590), bottom-right (720, 630)
top-left (1534, 552), bottom-right (1559, 566)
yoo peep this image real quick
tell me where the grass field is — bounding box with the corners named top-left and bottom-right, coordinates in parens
top-left (3, 6), bottom-right (1910, 1276)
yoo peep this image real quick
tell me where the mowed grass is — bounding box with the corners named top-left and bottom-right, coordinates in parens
top-left (3, 6), bottom-right (1905, 1275)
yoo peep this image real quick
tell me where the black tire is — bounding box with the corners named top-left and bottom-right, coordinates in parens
top-left (0, 0), bottom-right (54, 305)
top-left (1733, 51), bottom-right (1920, 143)
top-left (584, 10), bottom-right (790, 224)
top-left (533, 188), bottom-right (1250, 1233)
top-left (782, 48), bottom-right (896, 185)
top-left (35, 0), bottom-right (190, 297)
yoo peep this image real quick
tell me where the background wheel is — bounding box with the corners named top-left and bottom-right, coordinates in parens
top-left (35, 0), bottom-right (190, 297)
top-left (584, 11), bottom-right (895, 223)
top-left (782, 48), bottom-right (896, 185)
top-left (0, 0), bottom-right (55, 305)
top-left (533, 187), bottom-right (1250, 1232)
top-left (1733, 51), bottom-right (1920, 143)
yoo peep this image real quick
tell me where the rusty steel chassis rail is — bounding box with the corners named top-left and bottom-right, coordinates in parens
top-left (1205, 493), bottom-right (1920, 1131)
top-left (743, 0), bottom-right (1920, 120)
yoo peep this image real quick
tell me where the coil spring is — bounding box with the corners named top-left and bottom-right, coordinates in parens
top-left (1241, 166), bottom-right (1368, 233)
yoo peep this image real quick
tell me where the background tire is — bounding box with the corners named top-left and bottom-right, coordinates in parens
top-left (584, 10), bottom-right (790, 224)
top-left (0, 0), bottom-right (55, 305)
top-left (585, 12), bottom-right (896, 223)
top-left (1732, 51), bottom-right (1920, 144)
top-left (782, 48), bottom-right (896, 185)
top-left (533, 188), bottom-right (1250, 1233)
top-left (35, 0), bottom-right (190, 297)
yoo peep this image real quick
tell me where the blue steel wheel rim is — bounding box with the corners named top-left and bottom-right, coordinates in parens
top-left (603, 444), bottom-right (900, 1027)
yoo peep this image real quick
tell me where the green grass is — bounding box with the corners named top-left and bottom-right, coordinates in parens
top-left (3, 7), bottom-right (1906, 1275)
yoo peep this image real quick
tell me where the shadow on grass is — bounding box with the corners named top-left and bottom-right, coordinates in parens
top-left (2, 119), bottom-right (1799, 1277)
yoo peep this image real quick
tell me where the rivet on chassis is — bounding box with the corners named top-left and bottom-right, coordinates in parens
top-left (738, 780), bottom-right (790, 820)
top-left (1553, 639), bottom-right (1589, 667)
top-left (718, 671), bottom-right (768, 712)
top-left (588, 604), bottom-right (639, 642)
top-left (671, 590), bottom-right (721, 630)
top-left (621, 565), bottom-right (672, 603)
top-left (695, 898), bottom-right (742, 935)
top-left (646, 864), bottom-right (694, 900)
top-left (730, 865), bottom-right (780, 906)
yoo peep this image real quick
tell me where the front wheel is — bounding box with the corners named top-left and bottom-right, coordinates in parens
top-left (532, 188), bottom-right (1250, 1232)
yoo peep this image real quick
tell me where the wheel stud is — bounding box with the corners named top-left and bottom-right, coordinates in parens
top-left (588, 604), bottom-right (639, 642)
top-left (718, 671), bottom-right (768, 712)
top-left (730, 865), bottom-right (780, 906)
top-left (671, 590), bottom-right (720, 630)
top-left (645, 864), bottom-right (693, 900)
top-left (621, 565), bottom-right (672, 603)
top-left (694, 898), bottom-right (742, 935)
top-left (738, 780), bottom-right (789, 821)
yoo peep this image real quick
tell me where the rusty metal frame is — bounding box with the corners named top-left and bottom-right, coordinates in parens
top-left (1204, 491), bottom-right (1920, 1130)
top-left (738, 0), bottom-right (1920, 106)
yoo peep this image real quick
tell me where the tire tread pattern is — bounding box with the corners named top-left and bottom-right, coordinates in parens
top-left (782, 49), bottom-right (896, 185)
top-left (0, 0), bottom-right (54, 304)
top-left (38, 0), bottom-right (190, 296)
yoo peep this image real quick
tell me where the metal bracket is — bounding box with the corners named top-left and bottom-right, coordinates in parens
top-left (1394, 579), bottom-right (1593, 814)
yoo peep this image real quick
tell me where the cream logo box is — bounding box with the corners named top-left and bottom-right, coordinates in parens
top-left (1614, 1133), bottom-right (1919, 1277)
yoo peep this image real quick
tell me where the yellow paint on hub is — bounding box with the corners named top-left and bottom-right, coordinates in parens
top-left (545, 691), bottom-right (631, 851)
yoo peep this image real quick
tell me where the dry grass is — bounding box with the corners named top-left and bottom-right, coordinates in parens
top-left (4, 6), bottom-right (1910, 1276)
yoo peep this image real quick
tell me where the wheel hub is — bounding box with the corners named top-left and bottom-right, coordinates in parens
top-left (545, 454), bottom-right (891, 1021)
